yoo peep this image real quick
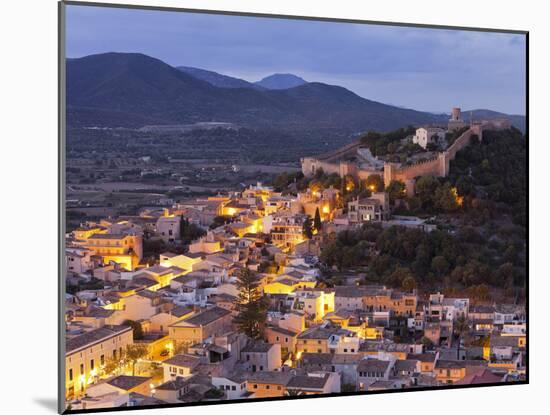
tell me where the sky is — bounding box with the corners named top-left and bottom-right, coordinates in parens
top-left (66, 4), bottom-right (526, 115)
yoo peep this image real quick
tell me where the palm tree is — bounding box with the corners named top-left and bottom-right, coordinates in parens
top-left (453, 314), bottom-right (469, 360)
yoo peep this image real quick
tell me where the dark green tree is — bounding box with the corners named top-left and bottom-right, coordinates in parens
top-left (234, 269), bottom-right (268, 339)
top-left (386, 180), bottom-right (407, 203)
top-left (431, 256), bottom-right (450, 276)
top-left (453, 314), bottom-right (469, 359)
top-left (302, 216), bottom-right (313, 239)
top-left (123, 319), bottom-right (143, 340)
top-left (365, 174), bottom-right (385, 192)
top-left (313, 207), bottom-right (322, 233)
top-left (414, 175), bottom-right (440, 209)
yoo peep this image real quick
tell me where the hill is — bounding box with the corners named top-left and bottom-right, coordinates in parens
top-left (176, 66), bottom-right (261, 90)
top-left (66, 52), bottom-right (524, 132)
top-left (254, 73), bottom-right (307, 90)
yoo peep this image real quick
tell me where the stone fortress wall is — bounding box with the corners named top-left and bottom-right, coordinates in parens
top-left (302, 117), bottom-right (512, 196)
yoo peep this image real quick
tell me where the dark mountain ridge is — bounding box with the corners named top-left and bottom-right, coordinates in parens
top-left (254, 73), bottom-right (307, 90)
top-left (66, 52), bottom-right (524, 132)
top-left (176, 66), bottom-right (262, 90)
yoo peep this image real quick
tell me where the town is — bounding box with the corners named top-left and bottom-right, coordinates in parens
top-left (64, 108), bottom-right (526, 410)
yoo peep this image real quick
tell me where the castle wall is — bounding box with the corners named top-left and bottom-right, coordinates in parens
top-left (303, 121), bottom-right (511, 196)
top-left (383, 125), bottom-right (483, 196)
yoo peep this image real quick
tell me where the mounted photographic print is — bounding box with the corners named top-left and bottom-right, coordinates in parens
top-left (59, 1), bottom-right (528, 413)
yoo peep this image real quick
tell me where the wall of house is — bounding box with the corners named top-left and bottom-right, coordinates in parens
top-left (297, 338), bottom-right (329, 354)
top-left (65, 328), bottom-right (133, 399)
top-left (247, 381), bottom-right (286, 397)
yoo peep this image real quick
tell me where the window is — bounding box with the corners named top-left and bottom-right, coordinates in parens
top-left (90, 359), bottom-right (94, 370)
top-left (113, 350), bottom-right (117, 359)
top-left (260, 366), bottom-right (263, 371)
top-left (80, 364), bottom-right (84, 375)
top-left (276, 336), bottom-right (280, 341)
top-left (69, 368), bottom-right (73, 381)
top-left (231, 386), bottom-right (236, 391)
top-left (179, 369), bottom-right (184, 375)
top-left (266, 385), bottom-right (270, 389)
top-left (285, 338), bottom-right (289, 343)
top-left (253, 384), bottom-right (258, 389)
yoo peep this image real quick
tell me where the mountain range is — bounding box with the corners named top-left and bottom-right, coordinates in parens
top-left (66, 52), bottom-right (525, 132)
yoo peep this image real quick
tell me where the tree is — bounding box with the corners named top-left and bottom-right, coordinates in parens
top-left (365, 174), bottom-right (384, 193)
top-left (123, 320), bottom-right (143, 340)
top-left (234, 269), bottom-right (268, 339)
top-left (421, 336), bottom-right (434, 349)
top-left (415, 175), bottom-right (439, 208)
top-left (453, 314), bottom-right (469, 359)
top-left (434, 182), bottom-right (460, 212)
top-left (386, 267), bottom-right (414, 288)
top-left (302, 216), bottom-right (313, 239)
top-left (313, 207), bottom-right (322, 233)
top-left (102, 356), bottom-right (121, 377)
top-left (386, 180), bottom-right (406, 203)
top-left (402, 275), bottom-right (417, 292)
top-left (125, 344), bottom-right (149, 376)
top-left (179, 214), bottom-right (186, 237)
top-left (431, 256), bottom-right (450, 276)
top-left (179, 216), bottom-right (206, 244)
top-left (210, 215), bottom-right (232, 229)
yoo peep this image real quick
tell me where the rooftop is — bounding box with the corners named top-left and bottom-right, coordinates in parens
top-left (173, 307), bottom-right (231, 327)
top-left (242, 341), bottom-right (275, 353)
top-left (88, 233), bottom-right (127, 240)
top-left (246, 371), bottom-right (293, 385)
top-left (156, 376), bottom-right (193, 391)
top-left (287, 373), bottom-right (330, 390)
top-left (66, 325), bottom-right (131, 354)
top-left (163, 354), bottom-right (201, 368)
top-left (358, 359), bottom-right (390, 372)
top-left (106, 375), bottom-right (151, 391)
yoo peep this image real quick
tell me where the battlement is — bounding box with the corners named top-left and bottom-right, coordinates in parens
top-left (301, 117), bottom-right (512, 196)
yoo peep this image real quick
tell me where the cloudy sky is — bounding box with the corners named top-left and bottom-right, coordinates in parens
top-left (66, 4), bottom-right (526, 115)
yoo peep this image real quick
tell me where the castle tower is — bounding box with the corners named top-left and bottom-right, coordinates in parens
top-left (448, 107), bottom-right (466, 131)
top-left (450, 107), bottom-right (462, 121)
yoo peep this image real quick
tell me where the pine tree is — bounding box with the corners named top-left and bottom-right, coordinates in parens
top-left (313, 207), bottom-right (322, 233)
top-left (302, 216), bottom-right (313, 239)
top-left (234, 268), bottom-right (267, 339)
top-left (179, 214), bottom-right (187, 239)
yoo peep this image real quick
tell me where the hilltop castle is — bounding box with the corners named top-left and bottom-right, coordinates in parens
top-left (301, 108), bottom-right (512, 196)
